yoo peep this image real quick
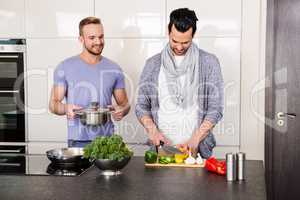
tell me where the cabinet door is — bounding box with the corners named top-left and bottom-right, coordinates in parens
top-left (196, 38), bottom-right (241, 146)
top-left (26, 39), bottom-right (81, 142)
top-left (95, 0), bottom-right (166, 38)
top-left (27, 142), bottom-right (67, 154)
top-left (0, 0), bottom-right (25, 38)
top-left (25, 0), bottom-right (93, 37)
top-left (167, 0), bottom-right (241, 37)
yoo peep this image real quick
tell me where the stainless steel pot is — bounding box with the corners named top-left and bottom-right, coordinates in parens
top-left (74, 102), bottom-right (112, 126)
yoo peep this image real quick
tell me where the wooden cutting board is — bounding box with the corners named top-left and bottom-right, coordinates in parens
top-left (145, 162), bottom-right (205, 168)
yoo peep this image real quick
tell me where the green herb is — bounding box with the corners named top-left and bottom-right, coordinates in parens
top-left (83, 135), bottom-right (133, 161)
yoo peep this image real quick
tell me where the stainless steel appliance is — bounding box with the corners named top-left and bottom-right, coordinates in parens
top-left (0, 152), bottom-right (92, 176)
top-left (0, 39), bottom-right (26, 143)
top-left (0, 145), bottom-right (26, 174)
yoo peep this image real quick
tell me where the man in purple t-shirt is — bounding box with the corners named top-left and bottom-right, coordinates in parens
top-left (49, 17), bottom-right (130, 147)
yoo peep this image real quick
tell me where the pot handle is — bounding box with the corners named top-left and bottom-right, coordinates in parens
top-left (73, 108), bottom-right (84, 115)
top-left (107, 105), bottom-right (116, 112)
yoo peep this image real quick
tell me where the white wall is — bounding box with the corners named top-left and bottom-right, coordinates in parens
top-left (0, 0), bottom-right (266, 160)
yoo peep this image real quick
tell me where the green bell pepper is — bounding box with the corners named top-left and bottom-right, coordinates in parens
top-left (144, 150), bottom-right (158, 163)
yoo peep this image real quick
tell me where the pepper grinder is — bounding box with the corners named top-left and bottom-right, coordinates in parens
top-left (237, 152), bottom-right (246, 180)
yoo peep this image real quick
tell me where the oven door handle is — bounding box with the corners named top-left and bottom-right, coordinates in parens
top-left (0, 149), bottom-right (22, 153)
top-left (0, 163), bottom-right (21, 167)
top-left (0, 90), bottom-right (19, 93)
top-left (0, 55), bottom-right (19, 59)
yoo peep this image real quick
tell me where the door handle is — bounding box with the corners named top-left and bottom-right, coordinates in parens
top-left (277, 112), bottom-right (296, 119)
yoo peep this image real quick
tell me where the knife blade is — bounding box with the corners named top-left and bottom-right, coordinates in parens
top-left (157, 141), bottom-right (183, 156)
top-left (163, 145), bottom-right (183, 154)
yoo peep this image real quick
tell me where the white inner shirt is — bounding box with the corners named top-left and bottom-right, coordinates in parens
top-left (157, 56), bottom-right (199, 145)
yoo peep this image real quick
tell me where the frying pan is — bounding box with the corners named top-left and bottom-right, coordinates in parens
top-left (46, 148), bottom-right (90, 166)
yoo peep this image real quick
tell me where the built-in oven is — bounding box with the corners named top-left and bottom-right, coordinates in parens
top-left (0, 145), bottom-right (26, 174)
top-left (0, 39), bottom-right (26, 143)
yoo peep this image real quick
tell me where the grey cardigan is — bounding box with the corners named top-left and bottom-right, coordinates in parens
top-left (135, 48), bottom-right (224, 130)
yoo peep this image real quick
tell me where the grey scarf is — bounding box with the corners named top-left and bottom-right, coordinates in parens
top-left (161, 42), bottom-right (200, 108)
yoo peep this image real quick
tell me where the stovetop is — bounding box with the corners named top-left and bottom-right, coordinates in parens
top-left (0, 154), bottom-right (93, 177)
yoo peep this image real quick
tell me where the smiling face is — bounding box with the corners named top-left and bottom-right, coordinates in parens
top-left (80, 23), bottom-right (104, 56)
top-left (169, 24), bottom-right (193, 56)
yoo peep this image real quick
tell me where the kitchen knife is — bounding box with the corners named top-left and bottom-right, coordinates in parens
top-left (157, 141), bottom-right (183, 155)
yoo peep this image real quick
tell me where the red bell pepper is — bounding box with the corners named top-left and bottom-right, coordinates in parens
top-left (204, 157), bottom-right (226, 176)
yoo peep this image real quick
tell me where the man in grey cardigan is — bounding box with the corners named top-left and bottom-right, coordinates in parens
top-left (135, 8), bottom-right (224, 159)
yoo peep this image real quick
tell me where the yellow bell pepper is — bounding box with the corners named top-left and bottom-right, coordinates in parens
top-left (174, 154), bottom-right (187, 164)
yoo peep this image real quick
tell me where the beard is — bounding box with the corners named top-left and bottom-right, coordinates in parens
top-left (85, 44), bottom-right (103, 56)
top-left (171, 47), bottom-right (187, 56)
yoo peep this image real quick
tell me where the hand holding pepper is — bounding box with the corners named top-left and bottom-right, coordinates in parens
top-left (204, 157), bottom-right (226, 176)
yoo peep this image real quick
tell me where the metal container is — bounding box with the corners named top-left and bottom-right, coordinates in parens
top-left (226, 153), bottom-right (237, 181)
top-left (237, 152), bottom-right (246, 180)
top-left (74, 102), bottom-right (111, 126)
top-left (94, 156), bottom-right (131, 175)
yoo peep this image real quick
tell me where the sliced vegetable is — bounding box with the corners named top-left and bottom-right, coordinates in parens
top-left (144, 150), bottom-right (158, 163)
top-left (204, 157), bottom-right (226, 176)
top-left (158, 156), bottom-right (175, 164)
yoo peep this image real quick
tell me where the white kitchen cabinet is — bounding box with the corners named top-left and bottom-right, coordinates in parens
top-left (0, 0), bottom-right (25, 38)
top-left (27, 142), bottom-right (67, 154)
top-left (25, 0), bottom-right (93, 38)
top-left (26, 38), bottom-right (81, 68)
top-left (167, 0), bottom-right (242, 37)
top-left (27, 155), bottom-right (50, 174)
top-left (26, 39), bottom-right (81, 142)
top-left (95, 0), bottom-right (166, 38)
top-left (26, 73), bottom-right (68, 142)
top-left (197, 38), bottom-right (241, 145)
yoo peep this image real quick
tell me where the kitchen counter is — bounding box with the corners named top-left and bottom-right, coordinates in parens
top-left (0, 157), bottom-right (266, 200)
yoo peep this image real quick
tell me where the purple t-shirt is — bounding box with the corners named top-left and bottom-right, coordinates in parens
top-left (53, 55), bottom-right (125, 141)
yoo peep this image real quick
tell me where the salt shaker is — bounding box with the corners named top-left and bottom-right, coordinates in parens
top-left (226, 153), bottom-right (237, 181)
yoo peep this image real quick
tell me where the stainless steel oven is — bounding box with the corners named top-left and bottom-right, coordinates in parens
top-left (0, 145), bottom-right (26, 174)
top-left (0, 39), bottom-right (26, 142)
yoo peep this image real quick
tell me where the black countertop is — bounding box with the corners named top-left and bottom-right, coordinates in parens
top-left (0, 157), bottom-right (266, 200)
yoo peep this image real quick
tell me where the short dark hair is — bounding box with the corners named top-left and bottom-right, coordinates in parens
top-left (168, 8), bottom-right (198, 36)
top-left (79, 17), bottom-right (101, 36)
